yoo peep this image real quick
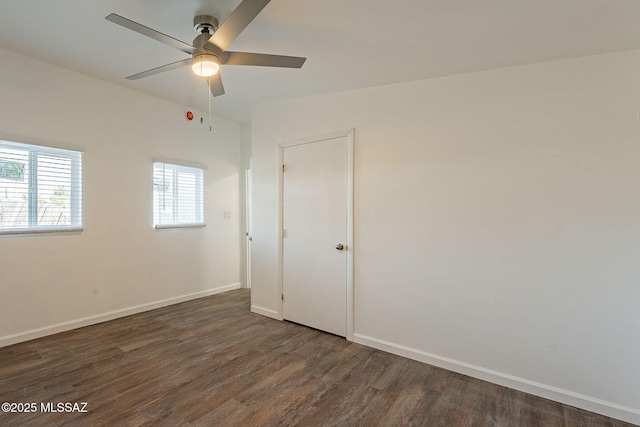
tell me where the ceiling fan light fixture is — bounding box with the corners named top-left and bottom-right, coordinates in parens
top-left (191, 53), bottom-right (219, 77)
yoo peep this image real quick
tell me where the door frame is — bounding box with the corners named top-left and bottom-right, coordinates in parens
top-left (277, 129), bottom-right (354, 341)
top-left (244, 165), bottom-right (252, 288)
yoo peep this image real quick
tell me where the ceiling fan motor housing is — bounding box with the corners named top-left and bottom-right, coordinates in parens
top-left (194, 33), bottom-right (219, 52)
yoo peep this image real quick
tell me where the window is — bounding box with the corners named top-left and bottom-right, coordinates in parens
top-left (153, 161), bottom-right (205, 229)
top-left (0, 139), bottom-right (82, 234)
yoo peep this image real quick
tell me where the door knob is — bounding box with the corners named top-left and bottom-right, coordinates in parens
top-left (335, 243), bottom-right (345, 251)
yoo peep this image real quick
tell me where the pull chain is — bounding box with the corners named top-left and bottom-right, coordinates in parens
top-left (208, 76), bottom-right (212, 132)
top-left (199, 74), bottom-right (204, 124)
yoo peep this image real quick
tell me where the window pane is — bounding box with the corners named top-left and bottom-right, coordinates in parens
top-left (154, 164), bottom-right (173, 225)
top-left (176, 171), bottom-right (197, 223)
top-left (0, 147), bottom-right (29, 228)
top-left (37, 154), bottom-right (72, 226)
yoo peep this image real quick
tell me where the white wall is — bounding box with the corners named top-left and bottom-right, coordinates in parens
top-left (0, 48), bottom-right (243, 345)
top-left (250, 49), bottom-right (640, 424)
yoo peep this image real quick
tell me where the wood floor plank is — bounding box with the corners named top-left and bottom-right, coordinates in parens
top-left (564, 404), bottom-right (615, 427)
top-left (0, 289), bottom-right (636, 427)
top-left (189, 398), bottom-right (252, 427)
top-left (376, 384), bottom-right (440, 426)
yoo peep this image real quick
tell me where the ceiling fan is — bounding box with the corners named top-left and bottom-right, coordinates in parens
top-left (106, 0), bottom-right (306, 96)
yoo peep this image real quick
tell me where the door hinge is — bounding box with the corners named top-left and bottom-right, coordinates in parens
top-left (282, 164), bottom-right (285, 172)
top-left (281, 293), bottom-right (284, 301)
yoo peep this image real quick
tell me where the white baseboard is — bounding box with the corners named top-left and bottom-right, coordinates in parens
top-left (352, 333), bottom-right (640, 425)
top-left (0, 283), bottom-right (242, 348)
top-left (251, 305), bottom-right (280, 320)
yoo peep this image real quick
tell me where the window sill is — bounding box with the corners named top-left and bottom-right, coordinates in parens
top-left (154, 223), bottom-right (206, 230)
top-left (0, 227), bottom-right (84, 236)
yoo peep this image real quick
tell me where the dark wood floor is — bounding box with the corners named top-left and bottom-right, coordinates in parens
top-left (0, 289), bottom-right (636, 427)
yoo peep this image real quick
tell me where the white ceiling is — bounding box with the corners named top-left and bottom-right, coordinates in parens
top-left (1, 0), bottom-right (640, 123)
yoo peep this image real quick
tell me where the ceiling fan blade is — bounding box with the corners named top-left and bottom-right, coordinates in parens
top-left (207, 0), bottom-right (271, 52)
top-left (126, 59), bottom-right (191, 80)
top-left (106, 13), bottom-right (194, 54)
top-left (208, 72), bottom-right (225, 97)
top-left (221, 51), bottom-right (306, 68)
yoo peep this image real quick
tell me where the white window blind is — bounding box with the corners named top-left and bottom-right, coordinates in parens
top-left (153, 161), bottom-right (205, 229)
top-left (0, 139), bottom-right (83, 234)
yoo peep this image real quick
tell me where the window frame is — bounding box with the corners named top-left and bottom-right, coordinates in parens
top-left (153, 160), bottom-right (206, 230)
top-left (0, 138), bottom-right (83, 235)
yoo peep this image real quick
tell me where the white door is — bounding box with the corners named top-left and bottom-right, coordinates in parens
top-left (282, 136), bottom-right (349, 336)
